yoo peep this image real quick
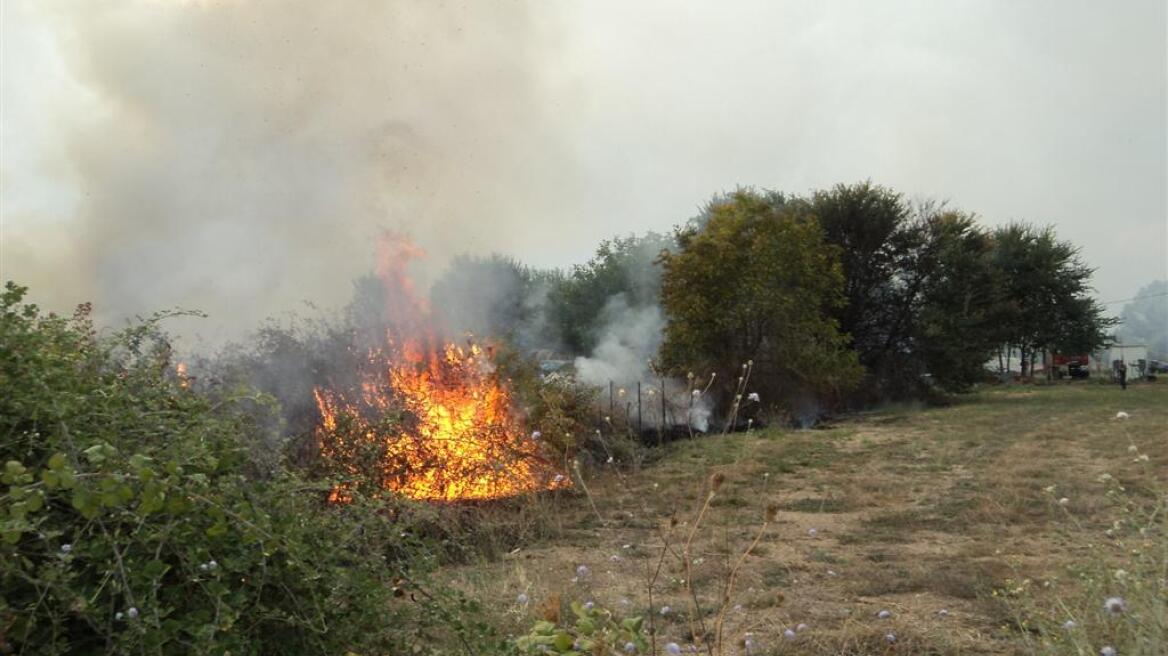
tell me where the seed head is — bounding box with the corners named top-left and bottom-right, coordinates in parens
top-left (1103, 596), bottom-right (1126, 616)
top-left (709, 472), bottom-right (725, 492)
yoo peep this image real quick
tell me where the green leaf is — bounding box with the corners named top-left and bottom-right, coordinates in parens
top-left (553, 633), bottom-right (574, 651)
top-left (25, 491), bottom-right (44, 513)
top-left (71, 489), bottom-right (99, 519)
top-left (47, 453), bottom-right (68, 471)
top-left (2, 461), bottom-right (26, 485)
top-left (41, 469), bottom-right (60, 490)
top-left (143, 559), bottom-right (169, 579)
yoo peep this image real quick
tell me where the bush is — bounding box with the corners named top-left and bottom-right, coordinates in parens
top-left (0, 283), bottom-right (495, 654)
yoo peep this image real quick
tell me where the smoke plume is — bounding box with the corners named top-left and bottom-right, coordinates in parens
top-left (9, 1), bottom-right (577, 342)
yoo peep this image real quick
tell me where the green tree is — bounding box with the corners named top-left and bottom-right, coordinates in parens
top-left (990, 223), bottom-right (1114, 376)
top-left (546, 232), bottom-right (674, 354)
top-left (658, 190), bottom-right (861, 408)
top-left (913, 211), bottom-right (1002, 390)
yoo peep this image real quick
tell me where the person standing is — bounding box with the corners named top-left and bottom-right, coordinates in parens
top-left (1117, 360), bottom-right (1128, 390)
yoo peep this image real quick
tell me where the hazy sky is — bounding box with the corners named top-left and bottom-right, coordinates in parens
top-left (3, 0), bottom-right (1166, 340)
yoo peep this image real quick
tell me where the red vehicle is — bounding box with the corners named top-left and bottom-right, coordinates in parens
top-left (1052, 354), bottom-right (1090, 379)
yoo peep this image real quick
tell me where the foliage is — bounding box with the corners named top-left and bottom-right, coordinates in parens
top-left (912, 210), bottom-right (1003, 391)
top-left (809, 182), bottom-right (915, 377)
top-left (658, 189), bottom-right (862, 411)
top-left (990, 223), bottom-right (1115, 375)
top-left (513, 602), bottom-right (648, 655)
top-left (546, 233), bottom-right (674, 355)
top-left (0, 282), bottom-right (496, 655)
top-left (808, 184), bottom-right (1003, 397)
top-left (494, 344), bottom-right (602, 461)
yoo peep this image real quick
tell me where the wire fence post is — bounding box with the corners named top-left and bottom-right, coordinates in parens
top-left (637, 381), bottom-right (643, 435)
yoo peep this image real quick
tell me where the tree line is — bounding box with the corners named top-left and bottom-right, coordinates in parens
top-left (431, 182), bottom-right (1113, 408)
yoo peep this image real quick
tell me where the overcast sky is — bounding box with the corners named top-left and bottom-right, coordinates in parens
top-left (3, 0), bottom-right (1166, 340)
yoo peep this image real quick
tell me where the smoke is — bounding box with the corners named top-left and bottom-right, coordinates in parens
top-left (573, 295), bottom-right (661, 386)
top-left (573, 295), bottom-right (712, 431)
top-left (9, 1), bottom-right (577, 342)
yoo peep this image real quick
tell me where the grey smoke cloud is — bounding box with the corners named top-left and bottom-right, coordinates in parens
top-left (6, 0), bottom-right (1165, 339)
top-left (5, 0), bottom-right (579, 341)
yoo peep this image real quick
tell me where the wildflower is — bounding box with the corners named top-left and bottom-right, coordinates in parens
top-left (1063, 619), bottom-right (1077, 630)
top-left (553, 474), bottom-right (565, 484)
top-left (744, 635), bottom-right (758, 654)
top-left (576, 564), bottom-right (590, 579)
top-left (1115, 411), bottom-right (1129, 420)
top-left (665, 643), bottom-right (682, 655)
top-left (610, 554), bottom-right (622, 562)
top-left (747, 392), bottom-right (760, 403)
top-left (115, 612), bottom-right (124, 621)
top-left (516, 593), bottom-right (528, 604)
top-left (877, 609), bottom-right (892, 619)
top-left (126, 607), bottom-right (139, 620)
top-left (692, 390), bottom-right (701, 397)
top-left (619, 597), bottom-right (631, 607)
top-left (660, 605), bottom-right (671, 616)
top-left (1100, 647), bottom-right (1116, 656)
top-left (60, 544), bottom-right (72, 554)
top-left (885, 633), bottom-right (897, 644)
top-left (937, 609), bottom-right (949, 617)
top-left (531, 431), bottom-right (541, 441)
top-left (583, 601), bottom-right (594, 612)
top-left (1103, 596), bottom-right (1126, 616)
top-left (624, 642), bottom-right (637, 654)
top-left (607, 456), bottom-right (615, 464)
top-left (1058, 497), bottom-right (1070, 506)
top-left (796, 623), bottom-right (809, 632)
top-left (783, 629), bottom-right (796, 641)
top-left (807, 528), bottom-right (818, 537)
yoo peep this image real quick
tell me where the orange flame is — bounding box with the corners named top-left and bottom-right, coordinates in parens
top-left (313, 233), bottom-right (569, 502)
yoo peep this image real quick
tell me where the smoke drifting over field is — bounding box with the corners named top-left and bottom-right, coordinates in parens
top-left (9, 1), bottom-right (577, 339)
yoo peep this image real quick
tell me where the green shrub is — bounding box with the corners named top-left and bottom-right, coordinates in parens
top-left (0, 282), bottom-right (495, 654)
top-left (514, 601), bottom-right (648, 655)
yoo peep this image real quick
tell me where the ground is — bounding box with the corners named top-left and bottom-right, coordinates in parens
top-left (443, 382), bottom-right (1167, 655)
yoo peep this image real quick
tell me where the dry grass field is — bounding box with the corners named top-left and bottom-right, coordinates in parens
top-left (443, 382), bottom-right (1167, 655)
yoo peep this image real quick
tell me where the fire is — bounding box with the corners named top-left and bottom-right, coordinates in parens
top-left (313, 233), bottom-right (569, 502)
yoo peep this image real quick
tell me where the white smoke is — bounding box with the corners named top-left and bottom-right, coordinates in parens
top-left (573, 295), bottom-right (712, 431)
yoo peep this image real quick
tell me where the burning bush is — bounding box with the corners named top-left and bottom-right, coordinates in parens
top-left (311, 233), bottom-right (571, 503)
top-left (0, 282), bottom-right (496, 654)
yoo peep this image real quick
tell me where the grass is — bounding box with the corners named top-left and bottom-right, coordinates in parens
top-left (441, 381), bottom-right (1167, 654)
